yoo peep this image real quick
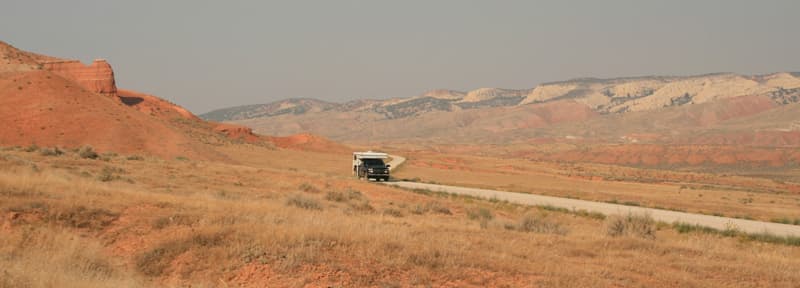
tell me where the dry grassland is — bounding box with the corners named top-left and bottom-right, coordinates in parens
top-left (2, 146), bottom-right (800, 287)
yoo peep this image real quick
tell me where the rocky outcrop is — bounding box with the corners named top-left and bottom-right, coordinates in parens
top-left (41, 59), bottom-right (117, 96)
top-left (213, 123), bottom-right (260, 143)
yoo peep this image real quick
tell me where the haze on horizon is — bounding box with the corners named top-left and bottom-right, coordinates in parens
top-left (2, 0), bottom-right (799, 114)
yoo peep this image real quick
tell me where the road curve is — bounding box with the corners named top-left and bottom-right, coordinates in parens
top-left (386, 155), bottom-right (405, 171)
top-left (386, 181), bottom-right (800, 237)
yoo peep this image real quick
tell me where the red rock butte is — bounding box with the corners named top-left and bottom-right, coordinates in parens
top-left (41, 59), bottom-right (117, 96)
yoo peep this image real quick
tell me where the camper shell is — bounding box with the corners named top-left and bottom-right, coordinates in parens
top-left (353, 151), bottom-right (391, 181)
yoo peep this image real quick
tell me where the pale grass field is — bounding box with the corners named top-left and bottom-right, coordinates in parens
top-left (2, 147), bottom-right (800, 287)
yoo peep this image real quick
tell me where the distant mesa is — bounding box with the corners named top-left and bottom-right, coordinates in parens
top-left (202, 71), bottom-right (800, 153)
top-left (203, 72), bottom-right (800, 125)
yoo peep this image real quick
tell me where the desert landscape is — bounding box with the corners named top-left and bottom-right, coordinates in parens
top-left (2, 36), bottom-right (800, 287)
top-left (2, 2), bottom-right (800, 287)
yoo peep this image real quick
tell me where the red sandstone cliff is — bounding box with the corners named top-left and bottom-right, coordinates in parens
top-left (41, 59), bottom-right (117, 96)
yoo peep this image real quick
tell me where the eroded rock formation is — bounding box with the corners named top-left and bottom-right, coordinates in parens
top-left (41, 59), bottom-right (117, 96)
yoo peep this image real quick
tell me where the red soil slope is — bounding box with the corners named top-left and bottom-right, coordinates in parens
top-left (265, 133), bottom-right (350, 153)
top-left (0, 69), bottom-right (221, 159)
top-left (118, 89), bottom-right (199, 121)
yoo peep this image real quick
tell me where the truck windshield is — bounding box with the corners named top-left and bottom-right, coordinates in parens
top-left (362, 159), bottom-right (385, 167)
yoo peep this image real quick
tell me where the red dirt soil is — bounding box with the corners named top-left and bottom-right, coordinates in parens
top-left (117, 89), bottom-right (199, 121)
top-left (265, 133), bottom-right (350, 153)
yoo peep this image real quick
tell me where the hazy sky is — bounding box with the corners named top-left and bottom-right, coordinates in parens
top-left (2, 1), bottom-right (799, 113)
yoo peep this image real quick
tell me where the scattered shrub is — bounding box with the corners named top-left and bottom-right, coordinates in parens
top-left (467, 207), bottom-right (494, 229)
top-left (606, 213), bottom-right (656, 239)
top-left (23, 144), bottom-right (39, 152)
top-left (96, 166), bottom-right (124, 182)
top-left (514, 213), bottom-right (568, 235)
top-left (152, 214), bottom-right (200, 229)
top-left (286, 194), bottom-right (322, 210)
top-left (126, 155), bottom-right (144, 161)
top-left (325, 189), bottom-right (363, 202)
top-left (299, 182), bottom-right (321, 193)
top-left (383, 208), bottom-right (404, 218)
top-left (78, 146), bottom-right (99, 159)
top-left (48, 206), bottom-right (119, 231)
top-left (347, 200), bottom-right (376, 213)
top-left (410, 201), bottom-right (452, 215)
top-left (467, 207), bottom-right (494, 221)
top-left (39, 147), bottom-right (64, 156)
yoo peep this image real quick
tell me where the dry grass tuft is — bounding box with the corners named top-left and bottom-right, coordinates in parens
top-left (286, 194), bottom-right (323, 210)
top-left (383, 207), bottom-right (404, 218)
top-left (77, 146), bottom-right (99, 159)
top-left (410, 201), bottom-right (452, 215)
top-left (0, 226), bottom-right (143, 287)
top-left (606, 213), bottom-right (656, 239)
top-left (298, 182), bottom-right (321, 193)
top-left (39, 147), bottom-right (64, 157)
top-left (325, 188), bottom-right (364, 202)
top-left (507, 213), bottom-right (568, 235)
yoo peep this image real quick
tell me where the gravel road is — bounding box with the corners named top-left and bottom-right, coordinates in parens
top-left (386, 181), bottom-right (800, 237)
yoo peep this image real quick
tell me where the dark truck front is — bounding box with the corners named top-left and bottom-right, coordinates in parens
top-left (360, 158), bottom-right (390, 181)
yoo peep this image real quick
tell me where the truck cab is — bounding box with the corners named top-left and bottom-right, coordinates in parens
top-left (353, 151), bottom-right (391, 181)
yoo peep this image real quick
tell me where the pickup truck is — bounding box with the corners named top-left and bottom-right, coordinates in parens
top-left (353, 151), bottom-right (391, 181)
